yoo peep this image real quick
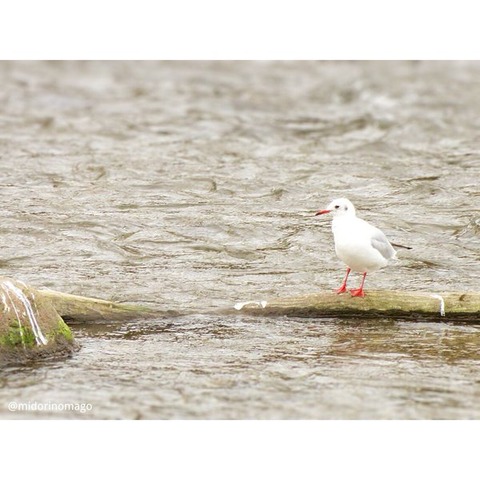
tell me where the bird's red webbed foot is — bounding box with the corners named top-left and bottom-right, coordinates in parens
top-left (335, 267), bottom-right (351, 294)
top-left (349, 272), bottom-right (367, 297)
top-left (349, 287), bottom-right (365, 297)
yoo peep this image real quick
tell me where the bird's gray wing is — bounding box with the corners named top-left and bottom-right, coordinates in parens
top-left (370, 229), bottom-right (396, 260)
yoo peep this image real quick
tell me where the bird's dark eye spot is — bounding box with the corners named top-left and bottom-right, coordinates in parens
top-left (344, 206), bottom-right (348, 210)
top-left (334, 205), bottom-right (339, 209)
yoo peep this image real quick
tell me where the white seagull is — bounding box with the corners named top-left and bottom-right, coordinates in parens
top-left (315, 198), bottom-right (408, 297)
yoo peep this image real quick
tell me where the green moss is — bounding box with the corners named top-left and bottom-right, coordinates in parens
top-left (52, 318), bottom-right (74, 342)
top-left (0, 318), bottom-right (74, 349)
top-left (0, 323), bottom-right (37, 347)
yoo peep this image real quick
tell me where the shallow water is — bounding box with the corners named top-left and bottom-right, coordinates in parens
top-left (0, 61), bottom-right (479, 419)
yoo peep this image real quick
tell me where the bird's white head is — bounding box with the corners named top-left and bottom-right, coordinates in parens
top-left (315, 198), bottom-right (356, 218)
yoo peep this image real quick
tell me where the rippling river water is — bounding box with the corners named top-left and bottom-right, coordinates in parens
top-left (0, 61), bottom-right (479, 419)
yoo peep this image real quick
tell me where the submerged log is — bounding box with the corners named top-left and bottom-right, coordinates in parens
top-left (233, 291), bottom-right (480, 321)
top-left (37, 289), bottom-right (155, 324)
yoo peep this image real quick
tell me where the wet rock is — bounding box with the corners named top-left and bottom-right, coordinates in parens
top-left (0, 277), bottom-right (77, 366)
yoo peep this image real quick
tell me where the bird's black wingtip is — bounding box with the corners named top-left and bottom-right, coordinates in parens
top-left (392, 243), bottom-right (413, 250)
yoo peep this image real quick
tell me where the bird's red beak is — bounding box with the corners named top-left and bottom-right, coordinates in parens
top-left (315, 209), bottom-right (331, 216)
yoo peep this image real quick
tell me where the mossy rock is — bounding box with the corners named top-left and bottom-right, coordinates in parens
top-left (0, 277), bottom-right (77, 366)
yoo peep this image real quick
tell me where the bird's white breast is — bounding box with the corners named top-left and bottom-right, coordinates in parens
top-left (331, 216), bottom-right (390, 272)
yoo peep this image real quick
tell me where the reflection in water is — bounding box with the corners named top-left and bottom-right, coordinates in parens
top-left (0, 61), bottom-right (480, 419)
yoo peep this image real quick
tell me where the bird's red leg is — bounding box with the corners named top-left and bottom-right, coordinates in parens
top-left (350, 272), bottom-right (367, 297)
top-left (335, 267), bottom-right (351, 294)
